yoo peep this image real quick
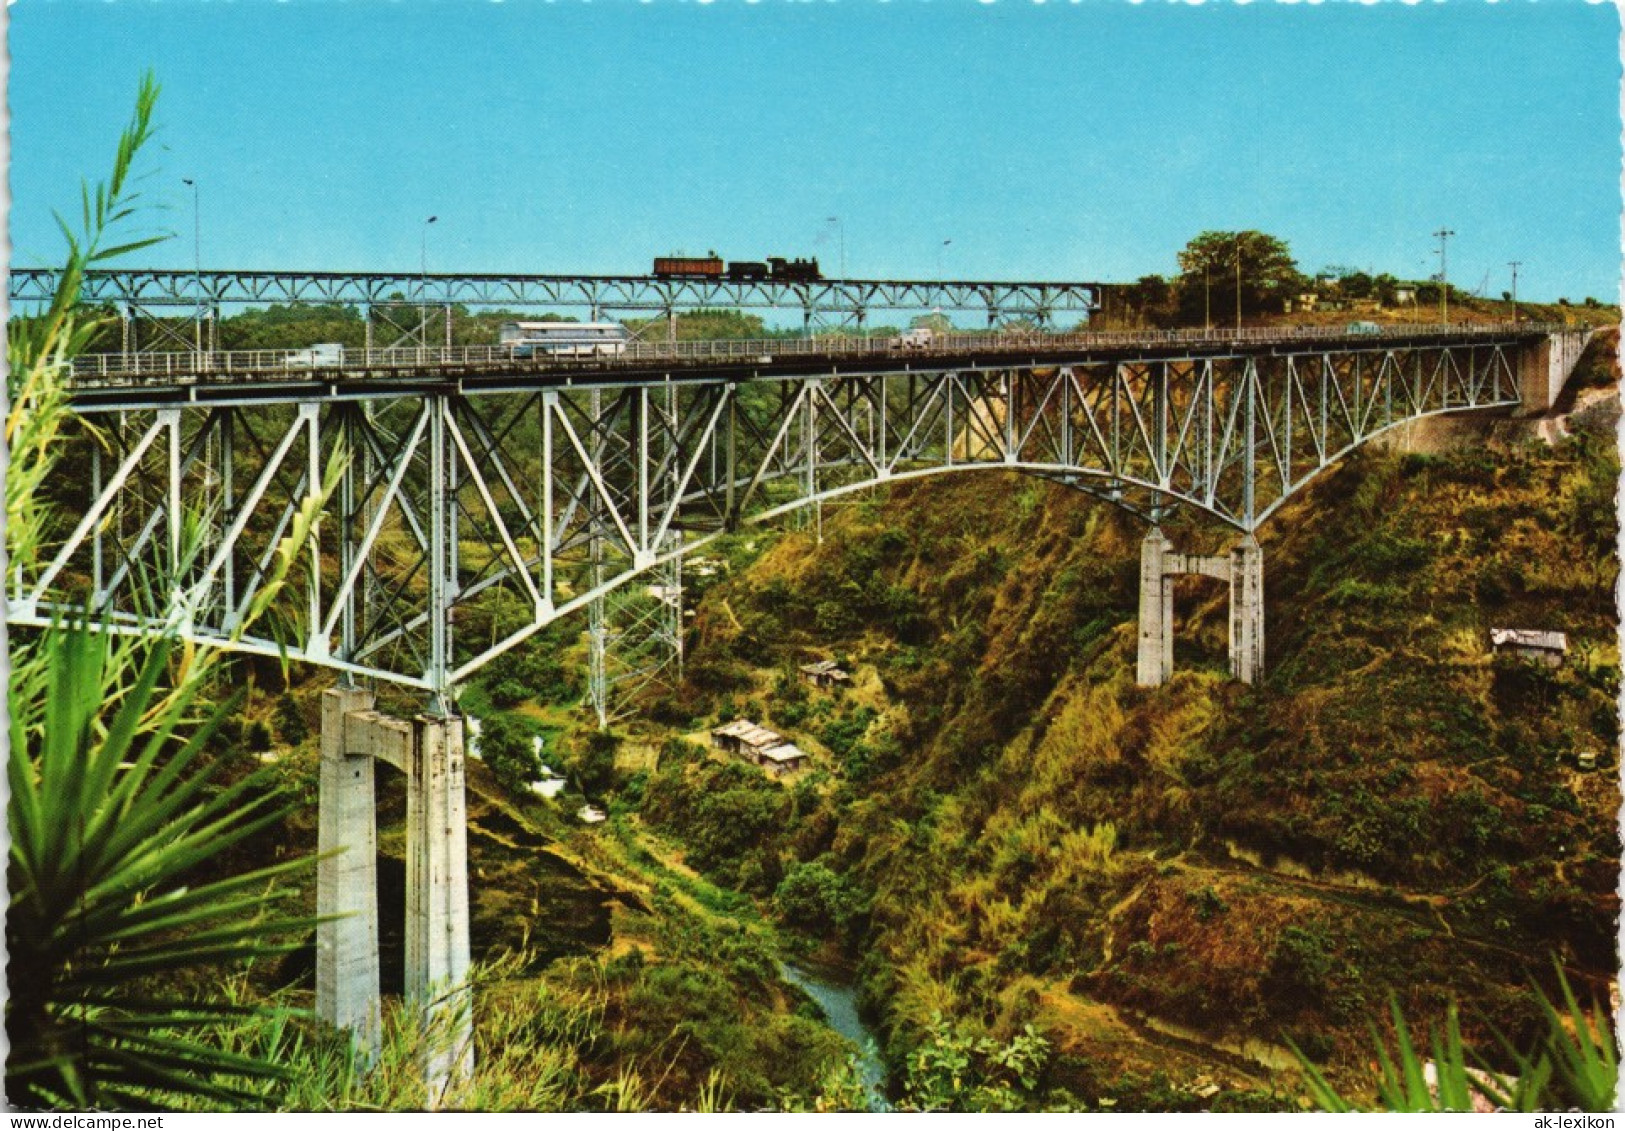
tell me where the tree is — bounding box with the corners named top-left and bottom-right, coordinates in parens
top-left (1174, 230), bottom-right (1304, 325)
top-left (1337, 271), bottom-right (1375, 300)
top-left (909, 312), bottom-right (954, 334)
top-left (217, 303), bottom-right (366, 351)
top-left (1127, 274), bottom-right (1175, 326)
top-left (478, 713), bottom-right (545, 793)
top-left (773, 861), bottom-right (864, 938)
top-left (625, 308), bottom-right (776, 342)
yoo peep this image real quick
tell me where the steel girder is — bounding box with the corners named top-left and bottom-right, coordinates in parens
top-left (9, 337), bottom-right (1522, 695)
top-left (9, 268), bottom-right (1101, 326)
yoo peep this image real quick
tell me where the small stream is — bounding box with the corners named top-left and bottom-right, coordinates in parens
top-left (778, 962), bottom-right (889, 1111)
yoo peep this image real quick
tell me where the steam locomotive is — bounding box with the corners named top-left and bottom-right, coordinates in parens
top-left (652, 255), bottom-right (822, 283)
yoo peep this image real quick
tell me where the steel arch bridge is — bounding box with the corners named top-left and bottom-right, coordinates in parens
top-left (10, 324), bottom-right (1554, 700)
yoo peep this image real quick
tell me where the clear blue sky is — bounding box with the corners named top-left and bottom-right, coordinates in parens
top-left (9, 0), bottom-right (1620, 303)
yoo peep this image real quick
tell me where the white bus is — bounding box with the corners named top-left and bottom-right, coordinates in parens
top-left (500, 321), bottom-right (631, 358)
top-left (283, 342), bottom-right (345, 368)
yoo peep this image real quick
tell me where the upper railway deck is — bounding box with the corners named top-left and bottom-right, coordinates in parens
top-left (59, 322), bottom-right (1554, 410)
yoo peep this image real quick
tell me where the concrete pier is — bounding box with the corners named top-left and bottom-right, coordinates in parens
top-left (407, 712), bottom-right (474, 1101)
top-left (316, 690), bottom-right (474, 1102)
top-left (317, 685), bottom-right (382, 1059)
top-left (1228, 535), bottom-right (1265, 684)
top-left (1136, 527), bottom-right (1173, 686)
top-left (1136, 527), bottom-right (1265, 687)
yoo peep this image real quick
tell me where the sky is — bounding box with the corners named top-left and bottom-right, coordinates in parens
top-left (7, 0), bottom-right (1621, 304)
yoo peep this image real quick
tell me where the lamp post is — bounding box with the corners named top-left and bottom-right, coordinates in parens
top-left (182, 178), bottom-right (201, 351)
top-left (938, 238), bottom-right (951, 278)
top-left (1234, 234), bottom-right (1243, 331)
top-left (421, 215), bottom-right (437, 280)
top-left (1433, 228), bottom-right (1455, 323)
top-left (1508, 260), bottom-right (1521, 326)
top-left (421, 215), bottom-right (437, 348)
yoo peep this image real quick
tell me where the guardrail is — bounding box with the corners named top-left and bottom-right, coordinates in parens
top-left (63, 322), bottom-right (1556, 386)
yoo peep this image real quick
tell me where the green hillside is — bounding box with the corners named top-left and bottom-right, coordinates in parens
top-left (197, 334), bottom-right (1618, 1111)
top-left (636, 333), bottom-right (1620, 1107)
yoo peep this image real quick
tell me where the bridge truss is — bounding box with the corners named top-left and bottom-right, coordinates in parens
top-left (9, 267), bottom-right (1106, 351)
top-left (10, 333), bottom-right (1527, 700)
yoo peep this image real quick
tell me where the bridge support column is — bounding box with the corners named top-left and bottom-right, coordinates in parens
top-left (317, 686), bottom-right (382, 1061)
top-left (1136, 528), bottom-right (1265, 687)
top-left (316, 690), bottom-right (473, 1102)
top-left (1229, 535), bottom-right (1264, 684)
top-left (406, 712), bottom-right (474, 1103)
top-left (1136, 527), bottom-right (1174, 685)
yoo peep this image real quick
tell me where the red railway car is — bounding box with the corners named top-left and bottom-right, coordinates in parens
top-left (653, 256), bottom-right (725, 278)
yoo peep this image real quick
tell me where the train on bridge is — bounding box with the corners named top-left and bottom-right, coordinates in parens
top-left (653, 254), bottom-right (822, 283)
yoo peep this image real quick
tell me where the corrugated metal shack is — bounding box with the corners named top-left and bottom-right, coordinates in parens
top-left (1490, 628), bottom-right (1568, 667)
top-left (711, 718), bottom-right (809, 777)
top-left (798, 659), bottom-right (852, 690)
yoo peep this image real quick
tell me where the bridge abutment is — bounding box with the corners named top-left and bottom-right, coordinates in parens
top-left (1137, 528), bottom-right (1265, 687)
top-left (1516, 329), bottom-right (1594, 415)
top-left (317, 688), bottom-right (474, 1103)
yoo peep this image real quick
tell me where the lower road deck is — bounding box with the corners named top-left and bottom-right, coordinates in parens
top-left (62, 323), bottom-right (1555, 410)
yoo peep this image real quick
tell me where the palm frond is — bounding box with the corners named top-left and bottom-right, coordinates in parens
top-left (6, 71), bottom-right (332, 1112)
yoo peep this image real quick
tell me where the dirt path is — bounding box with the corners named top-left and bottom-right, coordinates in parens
top-left (1169, 852), bottom-right (1601, 986)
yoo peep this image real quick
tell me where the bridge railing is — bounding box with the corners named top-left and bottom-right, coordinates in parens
top-left (62, 321), bottom-right (1556, 386)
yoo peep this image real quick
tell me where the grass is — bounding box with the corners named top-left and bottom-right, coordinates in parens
top-left (1291, 966), bottom-right (1616, 1112)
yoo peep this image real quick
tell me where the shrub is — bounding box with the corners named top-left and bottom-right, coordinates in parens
top-left (897, 1014), bottom-right (1051, 1112)
top-left (774, 861), bottom-right (865, 938)
top-left (1186, 885), bottom-right (1228, 922)
top-left (480, 713), bottom-right (545, 793)
top-left (273, 693), bottom-right (310, 746)
top-left (246, 718), bottom-right (274, 752)
top-left (570, 730), bottom-right (620, 798)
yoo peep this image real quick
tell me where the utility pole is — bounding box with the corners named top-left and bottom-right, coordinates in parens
top-left (826, 216), bottom-right (845, 279)
top-left (1508, 260), bottom-right (1521, 326)
top-left (1433, 228), bottom-right (1455, 323)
